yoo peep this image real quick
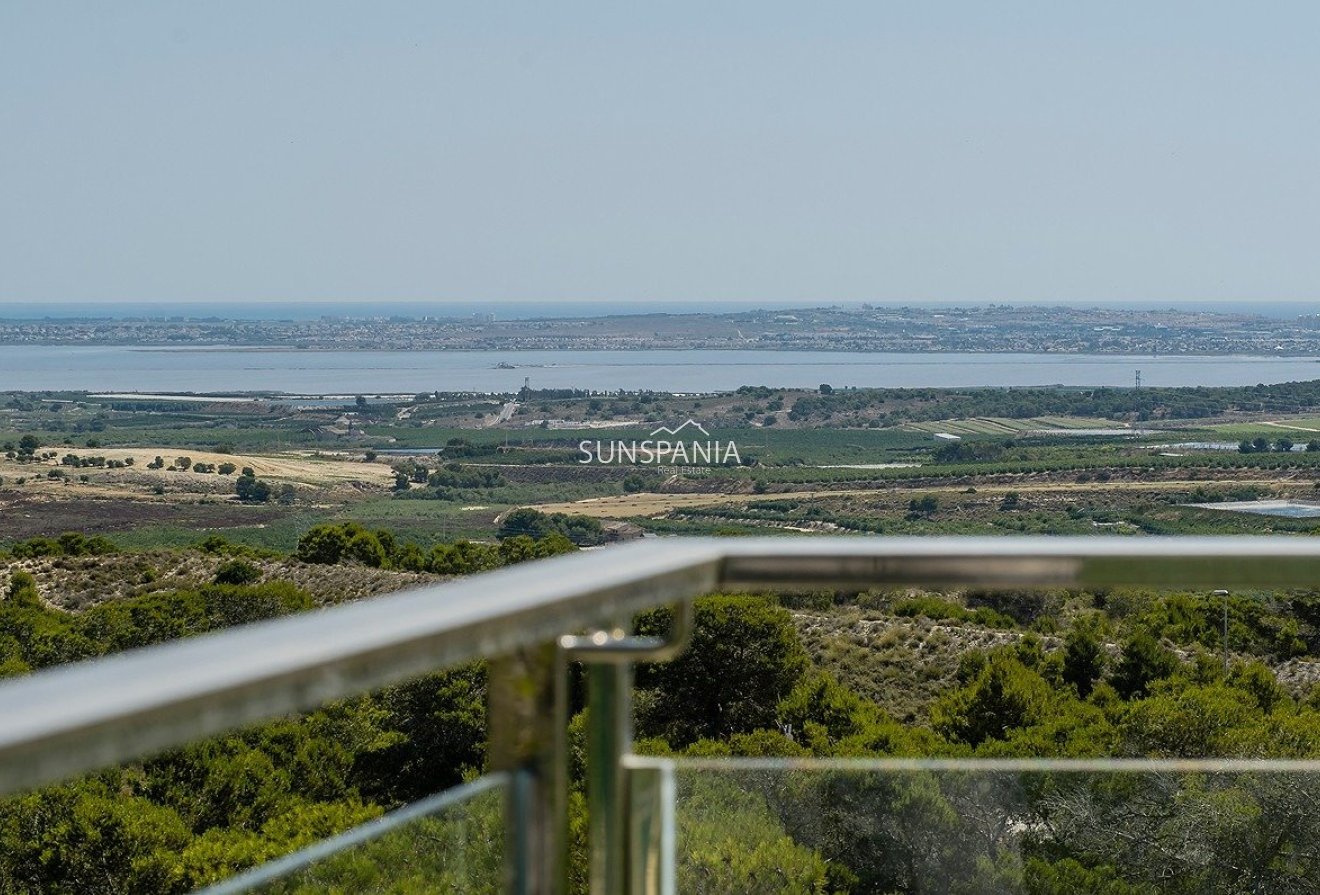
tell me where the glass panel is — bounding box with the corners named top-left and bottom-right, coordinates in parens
top-left (634, 758), bottom-right (1320, 895)
top-left (198, 774), bottom-right (506, 895)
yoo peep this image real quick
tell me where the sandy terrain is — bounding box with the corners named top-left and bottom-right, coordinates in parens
top-left (0, 446), bottom-right (394, 514)
top-left (3, 446), bottom-right (392, 485)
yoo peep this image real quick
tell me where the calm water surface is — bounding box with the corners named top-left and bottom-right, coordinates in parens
top-left (2, 346), bottom-right (1319, 393)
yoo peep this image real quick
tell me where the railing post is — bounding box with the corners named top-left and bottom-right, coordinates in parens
top-left (488, 643), bottom-right (566, 895)
top-left (587, 661), bottom-right (632, 894)
top-left (564, 604), bottom-right (693, 895)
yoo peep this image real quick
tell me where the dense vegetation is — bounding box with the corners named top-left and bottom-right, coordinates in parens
top-left (634, 590), bottom-right (1320, 893)
top-left (5, 524), bottom-right (1320, 891)
top-left (0, 528), bottom-right (576, 893)
top-left (292, 520), bottom-right (577, 571)
top-left (13, 379), bottom-right (1320, 890)
top-left (789, 380), bottom-right (1320, 424)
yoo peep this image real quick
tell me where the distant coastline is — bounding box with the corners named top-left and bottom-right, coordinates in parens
top-left (6, 304), bottom-right (1320, 357)
top-left (3, 298), bottom-right (1319, 322)
top-left (4, 346), bottom-right (1320, 393)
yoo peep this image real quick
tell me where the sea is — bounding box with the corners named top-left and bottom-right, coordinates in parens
top-left (2, 346), bottom-right (1319, 394)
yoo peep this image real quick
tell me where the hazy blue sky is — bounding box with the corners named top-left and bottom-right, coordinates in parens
top-left (3, 3), bottom-right (1319, 307)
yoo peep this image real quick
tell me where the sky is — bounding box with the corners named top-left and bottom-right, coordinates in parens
top-left (2, 3), bottom-right (1319, 308)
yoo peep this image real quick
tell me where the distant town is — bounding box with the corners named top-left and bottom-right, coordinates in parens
top-left (4, 304), bottom-right (1320, 354)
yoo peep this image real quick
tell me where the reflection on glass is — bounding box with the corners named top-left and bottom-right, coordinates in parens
top-left (645, 759), bottom-right (1320, 895)
top-left (200, 774), bottom-right (505, 895)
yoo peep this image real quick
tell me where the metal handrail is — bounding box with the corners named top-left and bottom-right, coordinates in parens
top-left (1, 535), bottom-right (1319, 797)
top-left (5, 535), bottom-right (1320, 894)
top-left (0, 538), bottom-right (723, 796)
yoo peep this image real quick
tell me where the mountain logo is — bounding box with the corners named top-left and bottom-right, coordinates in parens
top-left (648, 420), bottom-right (710, 438)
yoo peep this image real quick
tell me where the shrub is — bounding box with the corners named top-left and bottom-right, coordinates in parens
top-left (893, 596), bottom-right (1015, 629)
top-left (295, 524), bottom-right (354, 565)
top-left (932, 655), bottom-right (1053, 746)
top-left (634, 596), bottom-right (809, 745)
top-left (213, 560), bottom-right (262, 586)
top-left (1111, 631), bottom-right (1179, 699)
top-left (1062, 619), bottom-right (1107, 697)
top-left (497, 508), bottom-right (604, 546)
top-left (5, 570), bottom-right (42, 608)
top-left (234, 475), bottom-right (272, 503)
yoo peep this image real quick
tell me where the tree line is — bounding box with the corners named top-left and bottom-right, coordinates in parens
top-left (789, 379), bottom-right (1320, 424)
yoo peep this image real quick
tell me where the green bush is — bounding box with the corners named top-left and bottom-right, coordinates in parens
top-left (635, 596), bottom-right (809, 745)
top-left (213, 560), bottom-right (262, 587)
top-left (892, 595), bottom-right (1015, 629)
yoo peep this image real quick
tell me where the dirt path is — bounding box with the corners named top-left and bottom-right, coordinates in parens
top-left (485, 401), bottom-right (519, 427)
top-left (1263, 421), bottom-right (1320, 434)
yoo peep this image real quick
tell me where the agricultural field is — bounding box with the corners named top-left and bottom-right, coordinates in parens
top-left (901, 415), bottom-right (1119, 435)
top-left (11, 382), bottom-right (1320, 550)
top-left (1209, 419), bottom-right (1320, 438)
top-left (12, 381), bottom-right (1320, 892)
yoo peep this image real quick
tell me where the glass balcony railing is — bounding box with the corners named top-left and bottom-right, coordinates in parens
top-left (626, 756), bottom-right (1320, 895)
top-left (200, 774), bottom-right (507, 895)
top-left (2, 536), bottom-right (1320, 893)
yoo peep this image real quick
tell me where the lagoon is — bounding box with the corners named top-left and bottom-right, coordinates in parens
top-left (2, 346), bottom-right (1320, 394)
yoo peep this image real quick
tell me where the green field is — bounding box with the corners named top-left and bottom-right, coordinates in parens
top-left (14, 386), bottom-right (1320, 550)
top-left (1209, 420), bottom-right (1320, 439)
top-left (903, 415), bottom-right (1132, 435)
